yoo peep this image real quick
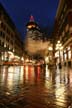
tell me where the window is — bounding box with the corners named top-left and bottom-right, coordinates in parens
top-left (1, 22), bottom-right (6, 30)
top-left (64, 4), bottom-right (67, 12)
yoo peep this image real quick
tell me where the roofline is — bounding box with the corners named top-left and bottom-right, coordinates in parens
top-left (56, 0), bottom-right (65, 19)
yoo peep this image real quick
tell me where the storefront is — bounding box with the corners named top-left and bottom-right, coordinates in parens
top-left (63, 46), bottom-right (72, 67)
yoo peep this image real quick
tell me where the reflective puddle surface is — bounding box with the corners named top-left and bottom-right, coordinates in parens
top-left (0, 65), bottom-right (72, 108)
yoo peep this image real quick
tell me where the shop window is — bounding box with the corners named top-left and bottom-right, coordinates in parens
top-left (68, 50), bottom-right (71, 59)
top-left (64, 53), bottom-right (67, 61)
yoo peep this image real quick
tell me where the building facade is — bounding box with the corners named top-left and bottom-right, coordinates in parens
top-left (0, 3), bottom-right (23, 64)
top-left (53, 0), bottom-right (72, 67)
top-left (24, 15), bottom-right (53, 65)
top-left (25, 15), bottom-right (45, 57)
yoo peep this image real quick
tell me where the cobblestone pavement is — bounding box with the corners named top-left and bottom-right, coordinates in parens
top-left (0, 65), bottom-right (72, 108)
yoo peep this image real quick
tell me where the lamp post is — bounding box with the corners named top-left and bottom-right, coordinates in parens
top-left (45, 46), bottom-right (53, 65)
top-left (55, 40), bottom-right (63, 69)
top-left (48, 46), bottom-right (53, 67)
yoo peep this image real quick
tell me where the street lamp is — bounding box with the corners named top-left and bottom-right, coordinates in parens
top-left (55, 40), bottom-right (63, 68)
top-left (45, 46), bottom-right (53, 65)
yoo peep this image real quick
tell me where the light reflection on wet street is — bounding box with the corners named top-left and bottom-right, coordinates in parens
top-left (0, 65), bottom-right (72, 108)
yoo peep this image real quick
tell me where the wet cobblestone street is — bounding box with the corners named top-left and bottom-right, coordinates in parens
top-left (0, 65), bottom-right (72, 108)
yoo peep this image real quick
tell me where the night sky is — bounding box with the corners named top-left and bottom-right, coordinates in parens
top-left (0, 0), bottom-right (59, 40)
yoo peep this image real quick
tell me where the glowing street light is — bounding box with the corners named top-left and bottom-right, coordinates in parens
top-left (48, 46), bottom-right (53, 51)
top-left (55, 40), bottom-right (63, 68)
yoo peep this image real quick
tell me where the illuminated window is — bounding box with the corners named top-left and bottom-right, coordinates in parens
top-left (64, 53), bottom-right (67, 61)
top-left (68, 50), bottom-right (71, 59)
top-left (67, 47), bottom-right (70, 51)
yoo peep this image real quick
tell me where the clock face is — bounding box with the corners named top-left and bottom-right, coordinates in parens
top-left (27, 24), bottom-right (36, 29)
